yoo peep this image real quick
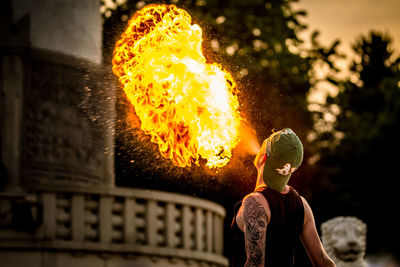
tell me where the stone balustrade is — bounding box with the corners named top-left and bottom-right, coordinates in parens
top-left (0, 185), bottom-right (228, 266)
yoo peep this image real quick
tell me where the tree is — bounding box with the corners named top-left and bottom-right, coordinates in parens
top-left (312, 31), bottom-right (400, 257)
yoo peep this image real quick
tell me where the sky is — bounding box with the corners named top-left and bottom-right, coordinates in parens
top-left (292, 0), bottom-right (400, 103)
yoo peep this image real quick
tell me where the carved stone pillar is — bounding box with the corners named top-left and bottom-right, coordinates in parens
top-left (0, 0), bottom-right (115, 192)
top-left (22, 56), bottom-right (115, 188)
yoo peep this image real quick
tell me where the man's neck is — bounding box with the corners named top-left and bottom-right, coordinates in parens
top-left (255, 169), bottom-right (290, 193)
top-left (255, 170), bottom-right (267, 190)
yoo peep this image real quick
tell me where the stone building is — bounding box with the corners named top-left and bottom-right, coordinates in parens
top-left (0, 0), bottom-right (228, 266)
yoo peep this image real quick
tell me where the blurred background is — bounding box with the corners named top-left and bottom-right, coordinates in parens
top-left (1, 0), bottom-right (399, 266)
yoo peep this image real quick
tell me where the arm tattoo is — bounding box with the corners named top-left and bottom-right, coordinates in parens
top-left (243, 195), bottom-right (268, 267)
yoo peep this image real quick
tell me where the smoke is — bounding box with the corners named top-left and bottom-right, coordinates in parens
top-left (235, 122), bottom-right (260, 156)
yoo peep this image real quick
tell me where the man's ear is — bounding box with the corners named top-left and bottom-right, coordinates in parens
top-left (256, 153), bottom-right (267, 168)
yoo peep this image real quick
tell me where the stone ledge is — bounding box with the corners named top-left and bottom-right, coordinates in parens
top-left (0, 240), bottom-right (228, 266)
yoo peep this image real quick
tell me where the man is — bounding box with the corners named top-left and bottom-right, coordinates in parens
top-left (231, 128), bottom-right (335, 267)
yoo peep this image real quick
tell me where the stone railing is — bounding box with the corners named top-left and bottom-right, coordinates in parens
top-left (1, 185), bottom-right (228, 266)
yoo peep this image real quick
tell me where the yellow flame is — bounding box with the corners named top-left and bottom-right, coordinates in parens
top-left (112, 4), bottom-right (242, 168)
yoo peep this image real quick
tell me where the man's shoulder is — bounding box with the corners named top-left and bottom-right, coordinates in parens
top-left (242, 192), bottom-right (269, 212)
top-left (241, 192), bottom-right (269, 224)
top-left (243, 191), bottom-right (264, 200)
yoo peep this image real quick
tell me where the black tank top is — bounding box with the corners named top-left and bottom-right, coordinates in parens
top-left (230, 186), bottom-right (304, 267)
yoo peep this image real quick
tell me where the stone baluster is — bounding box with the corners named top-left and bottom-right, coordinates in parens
top-left (146, 200), bottom-right (157, 246)
top-left (195, 208), bottom-right (204, 251)
top-left (214, 214), bottom-right (223, 254)
top-left (206, 210), bottom-right (213, 253)
top-left (111, 199), bottom-right (124, 242)
top-left (55, 194), bottom-right (71, 239)
top-left (112, 201), bottom-right (123, 213)
top-left (84, 197), bottom-right (99, 241)
top-left (99, 196), bottom-right (112, 243)
top-left (42, 192), bottom-right (56, 239)
top-left (72, 194), bottom-right (85, 242)
top-left (165, 202), bottom-right (175, 248)
top-left (182, 205), bottom-right (191, 250)
top-left (124, 198), bottom-right (135, 243)
top-left (155, 203), bottom-right (165, 245)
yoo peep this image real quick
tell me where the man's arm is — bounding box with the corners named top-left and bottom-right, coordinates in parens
top-left (242, 193), bottom-right (268, 267)
top-left (300, 197), bottom-right (336, 267)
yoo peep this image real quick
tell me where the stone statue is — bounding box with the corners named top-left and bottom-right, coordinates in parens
top-left (321, 216), bottom-right (367, 267)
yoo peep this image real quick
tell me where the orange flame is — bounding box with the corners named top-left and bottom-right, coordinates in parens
top-left (112, 4), bottom-right (242, 168)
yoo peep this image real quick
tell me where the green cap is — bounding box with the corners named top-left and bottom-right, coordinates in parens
top-left (262, 128), bottom-right (303, 192)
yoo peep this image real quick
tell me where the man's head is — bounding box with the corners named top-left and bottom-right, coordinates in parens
top-left (254, 128), bottom-right (303, 192)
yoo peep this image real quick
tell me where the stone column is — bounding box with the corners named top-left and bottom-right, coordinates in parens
top-left (0, 0), bottom-right (115, 191)
top-left (0, 0), bottom-right (29, 194)
top-left (1, 55), bottom-right (24, 194)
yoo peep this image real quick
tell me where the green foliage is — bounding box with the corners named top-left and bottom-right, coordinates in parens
top-left (320, 32), bottom-right (398, 149)
top-left (312, 31), bottom-right (400, 256)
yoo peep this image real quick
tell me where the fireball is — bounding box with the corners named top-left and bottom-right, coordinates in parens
top-left (112, 4), bottom-right (242, 168)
